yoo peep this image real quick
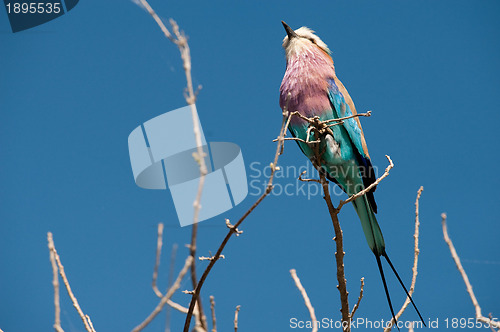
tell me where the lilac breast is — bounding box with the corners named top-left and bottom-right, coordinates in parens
top-left (279, 48), bottom-right (335, 125)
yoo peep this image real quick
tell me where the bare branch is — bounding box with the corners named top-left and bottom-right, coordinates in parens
top-left (47, 232), bottom-right (95, 332)
top-left (225, 219), bottom-right (243, 236)
top-left (85, 316), bottom-right (95, 332)
top-left (272, 136), bottom-right (320, 144)
top-left (278, 98), bottom-right (296, 156)
top-left (488, 314), bottom-right (498, 332)
top-left (233, 305), bottom-right (241, 332)
top-left (306, 126), bottom-right (314, 144)
top-left (384, 186), bottom-right (423, 331)
top-left (209, 296), bottom-right (217, 332)
top-left (285, 110), bottom-right (370, 128)
top-left (350, 277), bottom-right (364, 320)
top-left (152, 223), bottom-right (164, 298)
top-left (167, 299), bottom-right (188, 314)
top-left (132, 255), bottom-right (194, 332)
top-left (136, 0), bottom-right (176, 43)
top-left (199, 255), bottom-right (225, 261)
top-left (147, 226), bottom-right (188, 320)
top-left (441, 213), bottom-right (500, 329)
top-left (319, 173), bottom-right (350, 330)
top-left (290, 269), bottom-right (317, 332)
top-left (322, 111), bottom-right (372, 124)
top-left (189, 223), bottom-right (208, 330)
top-left (48, 233), bottom-right (64, 332)
top-left (326, 121), bottom-right (345, 129)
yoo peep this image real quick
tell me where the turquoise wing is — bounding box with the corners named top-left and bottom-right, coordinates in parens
top-left (327, 78), bottom-right (378, 212)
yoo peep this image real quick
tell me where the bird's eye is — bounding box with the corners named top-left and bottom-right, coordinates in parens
top-left (309, 38), bottom-right (316, 44)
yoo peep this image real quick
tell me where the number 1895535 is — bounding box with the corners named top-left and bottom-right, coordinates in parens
top-left (6, 2), bottom-right (62, 14)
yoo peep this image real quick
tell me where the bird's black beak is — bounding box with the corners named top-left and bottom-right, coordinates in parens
top-left (282, 21), bottom-right (298, 40)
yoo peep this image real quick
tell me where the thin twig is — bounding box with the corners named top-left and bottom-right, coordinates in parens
top-left (189, 223), bottom-right (208, 330)
top-left (326, 121), bottom-right (345, 128)
top-left (278, 101), bottom-right (297, 156)
top-left (136, 0), bottom-right (176, 43)
top-left (225, 219), bottom-right (243, 236)
top-left (209, 296), bottom-right (217, 332)
top-left (290, 111), bottom-right (317, 124)
top-left (148, 226), bottom-right (187, 326)
top-left (152, 223), bottom-right (164, 298)
top-left (290, 269), bottom-right (317, 332)
top-left (85, 316), bottom-right (95, 332)
top-left (272, 137), bottom-right (320, 144)
top-left (288, 110), bottom-right (371, 126)
top-left (306, 126), bottom-right (314, 143)
top-left (488, 313), bottom-right (498, 332)
top-left (233, 305), bottom-right (241, 332)
top-left (322, 111), bottom-right (372, 124)
top-left (167, 300), bottom-right (188, 314)
top-left (298, 170), bottom-right (322, 184)
top-left (441, 213), bottom-right (500, 329)
top-left (384, 186), bottom-right (423, 332)
top-left (183, 107), bottom-right (293, 332)
top-left (350, 277), bottom-right (364, 320)
top-left (48, 234), bottom-right (64, 332)
top-left (337, 155), bottom-right (394, 211)
top-left (132, 256), bottom-right (194, 332)
top-left (199, 255), bottom-right (225, 261)
top-left (47, 233), bottom-right (95, 332)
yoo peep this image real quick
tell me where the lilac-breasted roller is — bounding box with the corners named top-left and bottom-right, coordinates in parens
top-left (279, 22), bottom-right (425, 326)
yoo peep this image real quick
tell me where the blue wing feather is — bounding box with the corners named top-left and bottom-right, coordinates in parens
top-left (327, 79), bottom-right (378, 213)
top-left (328, 79), bottom-right (366, 158)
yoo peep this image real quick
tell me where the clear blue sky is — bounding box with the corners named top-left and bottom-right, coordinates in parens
top-left (1, 1), bottom-right (499, 331)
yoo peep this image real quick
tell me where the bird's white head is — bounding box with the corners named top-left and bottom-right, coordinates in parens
top-left (281, 21), bottom-right (331, 59)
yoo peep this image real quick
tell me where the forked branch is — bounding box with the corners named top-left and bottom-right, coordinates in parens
top-left (47, 232), bottom-right (96, 332)
top-left (132, 255), bottom-right (194, 332)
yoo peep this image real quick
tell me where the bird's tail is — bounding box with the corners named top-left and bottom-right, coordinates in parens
top-left (352, 195), bottom-right (426, 329)
top-left (351, 194), bottom-right (385, 255)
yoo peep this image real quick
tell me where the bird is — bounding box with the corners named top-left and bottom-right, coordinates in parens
top-left (279, 21), bottom-right (425, 327)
